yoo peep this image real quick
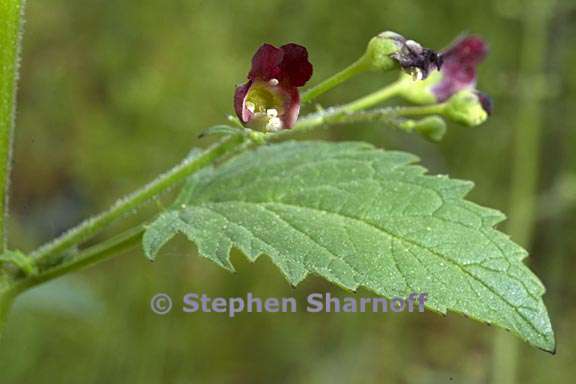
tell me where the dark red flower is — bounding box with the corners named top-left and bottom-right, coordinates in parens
top-left (432, 35), bottom-right (488, 102)
top-left (234, 43), bottom-right (313, 131)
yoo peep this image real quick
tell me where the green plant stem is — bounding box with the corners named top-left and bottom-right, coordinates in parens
top-left (324, 105), bottom-right (446, 127)
top-left (300, 58), bottom-right (368, 104)
top-left (340, 78), bottom-right (407, 112)
top-left (0, 226), bottom-right (142, 330)
top-left (396, 104), bottom-right (446, 117)
top-left (491, 0), bottom-right (554, 382)
top-left (12, 226), bottom-right (144, 294)
top-left (0, 283), bottom-right (15, 336)
top-left (280, 90), bottom-right (441, 140)
top-left (31, 134), bottom-right (246, 270)
top-left (0, 0), bottom-right (25, 251)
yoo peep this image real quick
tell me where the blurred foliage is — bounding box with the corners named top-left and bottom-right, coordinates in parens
top-left (1, 0), bottom-right (575, 382)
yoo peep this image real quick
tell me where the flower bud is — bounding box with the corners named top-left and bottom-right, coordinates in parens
top-left (362, 32), bottom-right (403, 72)
top-left (399, 116), bottom-right (447, 142)
top-left (361, 31), bottom-right (441, 78)
top-left (443, 90), bottom-right (490, 127)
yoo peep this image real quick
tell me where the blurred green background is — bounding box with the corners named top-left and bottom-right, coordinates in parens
top-left (1, 0), bottom-right (575, 382)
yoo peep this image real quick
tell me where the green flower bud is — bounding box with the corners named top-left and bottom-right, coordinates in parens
top-left (399, 116), bottom-right (447, 142)
top-left (360, 31), bottom-right (441, 77)
top-left (443, 90), bottom-right (489, 127)
top-left (361, 32), bottom-right (403, 72)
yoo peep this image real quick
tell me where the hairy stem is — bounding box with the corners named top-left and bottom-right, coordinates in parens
top-left (13, 226), bottom-right (144, 294)
top-left (31, 134), bottom-right (246, 269)
top-left (300, 58), bottom-right (368, 104)
top-left (491, 0), bottom-right (555, 382)
top-left (0, 267), bottom-right (16, 334)
top-left (280, 81), bottom-right (422, 135)
top-left (0, 0), bottom-right (25, 251)
top-left (341, 78), bottom-right (407, 112)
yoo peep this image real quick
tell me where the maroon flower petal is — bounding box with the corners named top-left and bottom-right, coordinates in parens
top-left (279, 43), bottom-right (313, 87)
top-left (248, 44), bottom-right (284, 81)
top-left (433, 35), bottom-right (488, 101)
top-left (442, 35), bottom-right (488, 68)
top-left (234, 80), bottom-right (252, 123)
top-left (280, 87), bottom-right (300, 129)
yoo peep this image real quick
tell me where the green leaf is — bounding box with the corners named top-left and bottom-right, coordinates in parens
top-left (143, 141), bottom-right (555, 352)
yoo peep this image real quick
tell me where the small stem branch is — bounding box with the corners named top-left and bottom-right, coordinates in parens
top-left (321, 105), bottom-right (445, 126)
top-left (340, 78), bottom-right (407, 113)
top-left (12, 226), bottom-right (144, 294)
top-left (31, 134), bottom-right (245, 269)
top-left (395, 103), bottom-right (447, 117)
top-left (283, 82), bottom-right (436, 136)
top-left (0, 0), bottom-right (25, 251)
top-left (300, 58), bottom-right (368, 104)
top-left (0, 284), bottom-right (15, 336)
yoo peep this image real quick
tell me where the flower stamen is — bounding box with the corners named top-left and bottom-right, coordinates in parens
top-left (266, 108), bottom-right (278, 118)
